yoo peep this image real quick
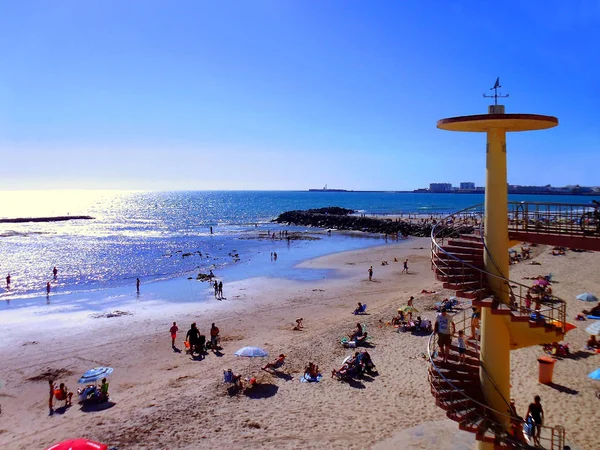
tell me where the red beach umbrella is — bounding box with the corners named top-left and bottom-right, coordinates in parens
top-left (45, 439), bottom-right (108, 450)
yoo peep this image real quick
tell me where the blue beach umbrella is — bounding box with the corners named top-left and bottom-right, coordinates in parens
top-left (577, 293), bottom-right (599, 303)
top-left (234, 346), bottom-right (268, 358)
top-left (588, 368), bottom-right (600, 380)
top-left (78, 367), bottom-right (114, 384)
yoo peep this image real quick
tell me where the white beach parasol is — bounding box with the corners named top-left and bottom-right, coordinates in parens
top-left (585, 322), bottom-right (600, 335)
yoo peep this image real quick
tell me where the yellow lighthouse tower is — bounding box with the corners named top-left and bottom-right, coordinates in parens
top-left (436, 80), bottom-right (559, 449)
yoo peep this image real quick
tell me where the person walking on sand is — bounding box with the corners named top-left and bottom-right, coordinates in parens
top-left (218, 281), bottom-right (223, 298)
top-left (402, 259), bottom-right (409, 274)
top-left (527, 395), bottom-right (544, 446)
top-left (368, 266), bottom-right (373, 281)
top-left (46, 282), bottom-right (51, 295)
top-left (53, 266), bottom-right (58, 279)
top-left (214, 280), bottom-right (219, 298)
top-left (136, 278), bottom-right (140, 293)
top-left (170, 322), bottom-right (179, 347)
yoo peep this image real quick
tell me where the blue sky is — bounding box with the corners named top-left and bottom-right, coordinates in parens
top-left (1, 1), bottom-right (599, 190)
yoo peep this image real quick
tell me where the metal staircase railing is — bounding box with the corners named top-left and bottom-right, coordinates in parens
top-left (428, 204), bottom-right (567, 449)
top-left (428, 308), bottom-right (566, 449)
top-left (431, 204), bottom-right (567, 330)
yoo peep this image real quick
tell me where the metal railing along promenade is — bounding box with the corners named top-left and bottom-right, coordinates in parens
top-left (509, 201), bottom-right (600, 238)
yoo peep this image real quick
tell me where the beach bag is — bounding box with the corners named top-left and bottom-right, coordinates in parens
top-left (523, 416), bottom-right (533, 437)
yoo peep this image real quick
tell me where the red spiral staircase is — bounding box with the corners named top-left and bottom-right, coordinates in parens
top-left (427, 203), bottom-right (581, 449)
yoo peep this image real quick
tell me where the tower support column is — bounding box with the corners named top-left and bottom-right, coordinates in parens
top-left (479, 126), bottom-right (512, 442)
top-left (484, 127), bottom-right (509, 302)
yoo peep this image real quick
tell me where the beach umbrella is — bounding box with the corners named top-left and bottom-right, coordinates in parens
top-left (534, 279), bottom-right (550, 286)
top-left (586, 322), bottom-right (600, 335)
top-left (588, 368), bottom-right (600, 381)
top-left (577, 293), bottom-right (599, 303)
top-left (78, 367), bottom-right (114, 384)
top-left (234, 346), bottom-right (268, 358)
top-left (45, 438), bottom-right (108, 450)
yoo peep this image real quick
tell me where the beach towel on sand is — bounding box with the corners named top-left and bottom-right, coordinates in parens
top-left (588, 315), bottom-right (600, 320)
top-left (300, 374), bottom-right (323, 383)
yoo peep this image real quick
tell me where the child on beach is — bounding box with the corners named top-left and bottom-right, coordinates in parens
top-left (170, 322), bottom-right (179, 347)
top-left (293, 318), bottom-right (304, 330)
top-left (457, 330), bottom-right (466, 364)
top-left (402, 259), bottom-right (409, 274)
top-left (368, 266), bottom-right (373, 281)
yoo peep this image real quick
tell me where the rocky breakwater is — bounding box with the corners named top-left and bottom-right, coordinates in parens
top-left (274, 207), bottom-right (433, 237)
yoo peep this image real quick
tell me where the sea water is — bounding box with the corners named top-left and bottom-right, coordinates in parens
top-left (0, 190), bottom-right (597, 310)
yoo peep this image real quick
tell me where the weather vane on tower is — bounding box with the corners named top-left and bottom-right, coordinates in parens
top-left (483, 77), bottom-right (509, 106)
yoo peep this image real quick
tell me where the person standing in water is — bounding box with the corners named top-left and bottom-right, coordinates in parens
top-left (46, 282), bottom-right (51, 295)
top-left (6, 273), bottom-right (10, 289)
top-left (53, 267), bottom-right (58, 279)
top-left (136, 278), bottom-right (140, 293)
top-left (368, 266), bottom-right (373, 281)
top-left (218, 281), bottom-right (223, 298)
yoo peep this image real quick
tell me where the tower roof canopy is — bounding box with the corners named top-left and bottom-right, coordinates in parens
top-left (437, 113), bottom-right (558, 132)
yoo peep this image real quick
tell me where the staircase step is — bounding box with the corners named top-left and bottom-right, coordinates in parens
top-left (459, 415), bottom-right (486, 433)
top-left (472, 298), bottom-right (494, 308)
top-left (456, 288), bottom-right (490, 300)
top-left (432, 378), bottom-right (479, 390)
top-left (436, 251), bottom-right (483, 261)
top-left (491, 303), bottom-right (513, 316)
top-left (447, 240), bottom-right (484, 249)
top-left (510, 310), bottom-right (531, 322)
top-left (458, 234), bottom-right (483, 243)
top-left (436, 259), bottom-right (485, 268)
top-left (436, 273), bottom-right (481, 283)
top-left (476, 424), bottom-right (499, 444)
top-left (443, 281), bottom-right (484, 290)
top-left (449, 345), bottom-right (480, 360)
top-left (433, 388), bottom-right (484, 401)
top-left (449, 406), bottom-right (484, 425)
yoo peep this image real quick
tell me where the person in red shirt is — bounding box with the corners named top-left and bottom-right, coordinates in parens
top-left (169, 322), bottom-right (179, 347)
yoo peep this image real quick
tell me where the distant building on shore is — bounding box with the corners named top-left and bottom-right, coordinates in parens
top-left (417, 182), bottom-right (600, 195)
top-left (429, 183), bottom-right (452, 192)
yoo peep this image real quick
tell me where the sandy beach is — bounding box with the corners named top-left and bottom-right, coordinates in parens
top-left (1, 237), bottom-right (599, 450)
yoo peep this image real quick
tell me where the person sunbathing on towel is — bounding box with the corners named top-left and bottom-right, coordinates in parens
top-left (355, 332), bottom-right (368, 345)
top-left (349, 323), bottom-right (362, 340)
top-left (353, 303), bottom-right (365, 314)
top-left (583, 302), bottom-right (600, 316)
top-left (587, 335), bottom-right (600, 349)
top-left (304, 362), bottom-right (320, 379)
top-left (262, 354), bottom-right (286, 372)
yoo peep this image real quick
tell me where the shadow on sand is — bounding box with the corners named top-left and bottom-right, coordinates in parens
top-left (547, 382), bottom-right (578, 395)
top-left (243, 383), bottom-right (279, 399)
top-left (81, 401), bottom-right (116, 412)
